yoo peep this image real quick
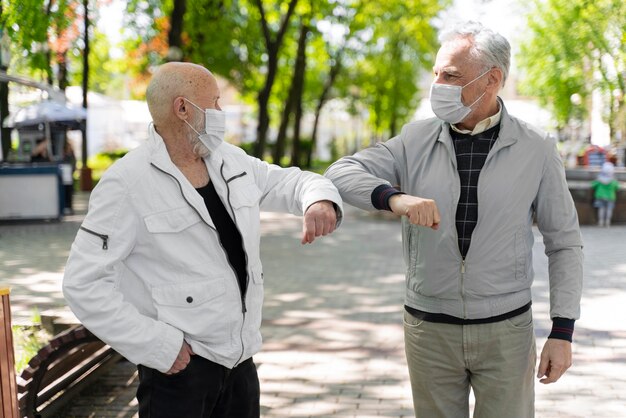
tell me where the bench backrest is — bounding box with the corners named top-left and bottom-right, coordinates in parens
top-left (17, 325), bottom-right (121, 418)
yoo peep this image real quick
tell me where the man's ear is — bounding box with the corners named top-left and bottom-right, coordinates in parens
top-left (173, 97), bottom-right (188, 121)
top-left (487, 68), bottom-right (503, 92)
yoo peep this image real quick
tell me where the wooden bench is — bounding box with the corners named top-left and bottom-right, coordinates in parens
top-left (1, 288), bottom-right (20, 418)
top-left (17, 325), bottom-right (122, 418)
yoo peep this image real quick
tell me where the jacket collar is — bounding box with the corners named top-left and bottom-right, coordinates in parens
top-left (146, 123), bottom-right (219, 228)
top-left (147, 123), bottom-right (225, 167)
top-left (437, 97), bottom-right (519, 167)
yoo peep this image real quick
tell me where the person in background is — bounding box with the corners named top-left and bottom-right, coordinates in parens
top-left (325, 21), bottom-right (583, 418)
top-left (63, 62), bottom-right (343, 418)
top-left (30, 139), bottom-right (51, 162)
top-left (61, 139), bottom-right (77, 214)
top-left (592, 161), bottom-right (619, 227)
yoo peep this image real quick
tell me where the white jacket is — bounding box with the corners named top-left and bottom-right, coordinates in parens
top-left (63, 126), bottom-right (343, 372)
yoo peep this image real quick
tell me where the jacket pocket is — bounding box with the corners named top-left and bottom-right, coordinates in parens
top-left (229, 182), bottom-right (262, 209)
top-left (152, 279), bottom-right (230, 343)
top-left (514, 226), bottom-right (530, 281)
top-left (77, 225), bottom-right (110, 250)
top-left (406, 223), bottom-right (419, 275)
top-left (251, 263), bottom-right (264, 284)
top-left (144, 206), bottom-right (202, 233)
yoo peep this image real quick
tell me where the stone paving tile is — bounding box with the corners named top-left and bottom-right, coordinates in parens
top-left (2, 196), bottom-right (626, 417)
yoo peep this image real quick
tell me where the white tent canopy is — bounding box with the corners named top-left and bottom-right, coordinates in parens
top-left (3, 100), bottom-right (86, 129)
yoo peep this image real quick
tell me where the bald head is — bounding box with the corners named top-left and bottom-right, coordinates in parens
top-left (146, 62), bottom-right (219, 127)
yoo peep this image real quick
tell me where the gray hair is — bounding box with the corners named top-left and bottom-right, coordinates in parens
top-left (439, 21), bottom-right (510, 88)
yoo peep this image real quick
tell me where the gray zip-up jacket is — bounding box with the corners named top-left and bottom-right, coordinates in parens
top-left (325, 104), bottom-right (583, 321)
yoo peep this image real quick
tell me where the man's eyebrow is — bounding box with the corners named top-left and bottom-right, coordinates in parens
top-left (434, 66), bottom-right (461, 76)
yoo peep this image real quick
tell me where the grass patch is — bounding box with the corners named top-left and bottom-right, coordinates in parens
top-left (12, 309), bottom-right (52, 374)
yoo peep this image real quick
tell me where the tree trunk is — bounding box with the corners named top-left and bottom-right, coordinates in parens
top-left (79, 0), bottom-right (92, 191)
top-left (252, 0), bottom-right (299, 159)
top-left (167, 0), bottom-right (186, 61)
top-left (290, 23), bottom-right (309, 167)
top-left (307, 108), bottom-right (322, 168)
top-left (45, 0), bottom-right (54, 86)
top-left (273, 72), bottom-right (295, 166)
top-left (274, 21), bottom-right (309, 166)
top-left (254, 49), bottom-right (278, 159)
top-left (57, 51), bottom-right (68, 91)
top-left (0, 14), bottom-right (10, 160)
top-left (388, 40), bottom-right (402, 138)
top-left (307, 53), bottom-right (343, 167)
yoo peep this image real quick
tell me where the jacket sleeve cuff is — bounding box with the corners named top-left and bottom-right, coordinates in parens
top-left (148, 323), bottom-right (184, 372)
top-left (371, 184), bottom-right (404, 211)
top-left (548, 317), bottom-right (575, 342)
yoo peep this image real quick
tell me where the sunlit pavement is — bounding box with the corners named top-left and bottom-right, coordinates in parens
top-left (1, 193), bottom-right (625, 417)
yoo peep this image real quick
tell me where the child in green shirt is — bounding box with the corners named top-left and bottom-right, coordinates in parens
top-left (591, 162), bottom-right (620, 227)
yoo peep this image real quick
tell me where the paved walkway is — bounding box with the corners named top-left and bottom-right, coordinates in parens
top-left (1, 192), bottom-right (625, 417)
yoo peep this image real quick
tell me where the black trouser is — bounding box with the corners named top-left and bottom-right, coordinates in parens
top-left (137, 356), bottom-right (260, 418)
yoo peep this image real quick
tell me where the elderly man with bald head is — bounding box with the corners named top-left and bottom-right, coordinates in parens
top-left (63, 62), bottom-right (343, 417)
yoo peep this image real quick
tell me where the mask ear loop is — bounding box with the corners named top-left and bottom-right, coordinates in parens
top-left (183, 97), bottom-right (204, 112)
top-left (181, 97), bottom-right (204, 135)
top-left (463, 68), bottom-right (492, 88)
top-left (184, 119), bottom-right (202, 136)
top-left (461, 68), bottom-right (491, 110)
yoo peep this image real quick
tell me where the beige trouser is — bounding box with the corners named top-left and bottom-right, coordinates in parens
top-left (404, 309), bottom-right (536, 418)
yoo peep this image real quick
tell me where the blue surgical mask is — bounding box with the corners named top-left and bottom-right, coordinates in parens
top-left (429, 69), bottom-right (490, 124)
top-left (183, 98), bottom-right (225, 151)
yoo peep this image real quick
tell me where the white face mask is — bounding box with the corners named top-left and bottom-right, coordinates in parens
top-left (183, 98), bottom-right (225, 151)
top-left (430, 69), bottom-right (490, 124)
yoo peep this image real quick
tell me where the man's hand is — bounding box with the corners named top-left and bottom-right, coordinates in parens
top-left (302, 200), bottom-right (337, 244)
top-left (166, 341), bottom-right (194, 375)
top-left (537, 339), bottom-right (572, 384)
top-left (389, 194), bottom-right (441, 230)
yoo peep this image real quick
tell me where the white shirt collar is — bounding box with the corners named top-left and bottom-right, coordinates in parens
top-left (451, 102), bottom-right (502, 136)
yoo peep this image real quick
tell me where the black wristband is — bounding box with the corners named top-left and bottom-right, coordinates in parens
top-left (548, 317), bottom-right (575, 342)
top-left (371, 184), bottom-right (404, 211)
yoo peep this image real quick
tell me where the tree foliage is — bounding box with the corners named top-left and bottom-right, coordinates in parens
top-left (518, 0), bottom-right (625, 141)
top-left (4, 0), bottom-right (448, 163)
top-left (1, 0), bottom-right (120, 95)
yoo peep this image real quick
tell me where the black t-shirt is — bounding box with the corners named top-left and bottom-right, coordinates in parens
top-left (196, 181), bottom-right (248, 295)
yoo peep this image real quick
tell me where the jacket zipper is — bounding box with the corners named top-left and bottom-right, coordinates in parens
top-left (151, 161), bottom-right (251, 367)
top-left (79, 226), bottom-right (109, 250)
top-left (226, 171), bottom-right (247, 184)
top-left (150, 164), bottom-right (246, 303)
top-left (221, 162), bottom-right (250, 366)
top-left (451, 164), bottom-right (467, 319)
top-left (460, 258), bottom-right (467, 318)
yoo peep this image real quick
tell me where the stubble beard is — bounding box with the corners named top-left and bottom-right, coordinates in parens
top-left (186, 112), bottom-right (211, 158)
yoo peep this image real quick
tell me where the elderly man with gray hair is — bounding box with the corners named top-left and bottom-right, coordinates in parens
top-left (325, 21), bottom-right (583, 417)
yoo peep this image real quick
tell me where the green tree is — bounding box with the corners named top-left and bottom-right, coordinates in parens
top-left (274, 0), bottom-right (444, 165)
top-left (1, 0), bottom-right (88, 89)
top-left (348, 0), bottom-right (443, 143)
top-left (518, 0), bottom-right (625, 142)
top-left (117, 0), bottom-right (443, 162)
